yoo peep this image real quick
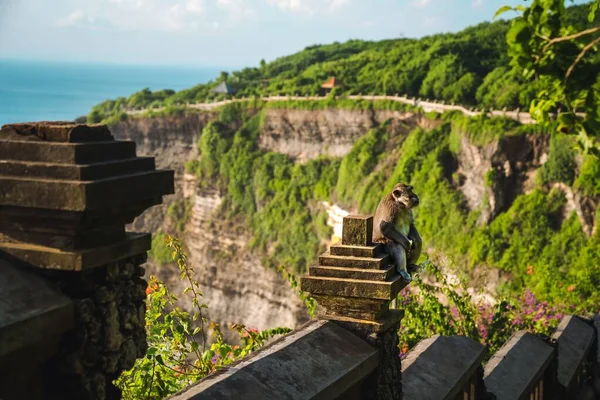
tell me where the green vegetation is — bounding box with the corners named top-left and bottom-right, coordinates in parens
top-left (537, 134), bottom-right (577, 185)
top-left (118, 237), bottom-right (290, 399)
top-left (87, 2), bottom-right (598, 126)
top-left (575, 154), bottom-right (600, 196)
top-left (498, 0), bottom-right (600, 154)
top-left (165, 100), bottom-right (600, 314)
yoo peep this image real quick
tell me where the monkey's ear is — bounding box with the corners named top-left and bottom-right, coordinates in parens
top-left (392, 189), bottom-right (402, 199)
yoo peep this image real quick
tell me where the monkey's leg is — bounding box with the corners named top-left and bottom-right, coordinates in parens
top-left (385, 242), bottom-right (411, 282)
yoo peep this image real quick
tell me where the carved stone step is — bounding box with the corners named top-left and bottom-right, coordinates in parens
top-left (318, 252), bottom-right (391, 270)
top-left (300, 274), bottom-right (406, 300)
top-left (0, 157), bottom-right (156, 180)
top-left (0, 140), bottom-right (137, 164)
top-left (309, 265), bottom-right (395, 281)
top-left (330, 243), bottom-right (384, 258)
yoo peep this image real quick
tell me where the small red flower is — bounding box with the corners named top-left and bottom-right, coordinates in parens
top-left (526, 265), bottom-right (534, 275)
top-left (567, 284), bottom-right (576, 292)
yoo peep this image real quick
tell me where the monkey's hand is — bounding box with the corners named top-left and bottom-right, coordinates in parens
top-left (380, 221), bottom-right (412, 252)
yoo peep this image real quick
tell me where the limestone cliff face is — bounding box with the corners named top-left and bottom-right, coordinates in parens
top-left (110, 113), bottom-right (310, 337)
top-left (455, 134), bottom-right (550, 224)
top-left (260, 108), bottom-right (435, 161)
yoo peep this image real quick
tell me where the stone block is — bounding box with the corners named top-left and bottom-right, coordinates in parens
top-left (403, 335), bottom-right (487, 400)
top-left (0, 170), bottom-right (173, 212)
top-left (1, 122), bottom-right (113, 143)
top-left (330, 243), bottom-right (384, 258)
top-left (326, 309), bottom-right (405, 335)
top-left (311, 295), bottom-right (391, 320)
top-left (0, 232), bottom-right (151, 271)
top-left (0, 140), bottom-right (137, 164)
top-left (484, 331), bottom-right (555, 400)
top-left (0, 157), bottom-right (155, 180)
top-left (168, 320), bottom-right (379, 400)
top-left (0, 259), bottom-right (74, 358)
top-left (300, 274), bottom-right (406, 300)
top-left (309, 265), bottom-right (394, 281)
top-left (551, 315), bottom-right (595, 397)
top-left (342, 215), bottom-right (373, 246)
top-left (319, 252), bottom-right (390, 270)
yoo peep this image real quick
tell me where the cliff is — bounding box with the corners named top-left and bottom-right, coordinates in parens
top-left (109, 107), bottom-right (598, 335)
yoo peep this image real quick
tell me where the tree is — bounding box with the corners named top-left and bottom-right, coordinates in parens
top-left (496, 1), bottom-right (600, 155)
top-left (219, 71), bottom-right (229, 82)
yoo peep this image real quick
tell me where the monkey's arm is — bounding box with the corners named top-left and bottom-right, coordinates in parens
top-left (407, 223), bottom-right (422, 264)
top-left (380, 221), bottom-right (412, 251)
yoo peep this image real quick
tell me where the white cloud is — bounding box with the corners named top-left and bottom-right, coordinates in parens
top-left (265, 0), bottom-right (349, 14)
top-left (409, 0), bottom-right (432, 8)
top-left (56, 10), bottom-right (114, 29)
top-left (57, 10), bottom-right (85, 27)
top-left (216, 0), bottom-right (256, 23)
top-left (187, 0), bottom-right (204, 14)
top-left (328, 0), bottom-right (350, 12)
top-left (266, 0), bottom-right (309, 13)
top-left (472, 0), bottom-right (483, 7)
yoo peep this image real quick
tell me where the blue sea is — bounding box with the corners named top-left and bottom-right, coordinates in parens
top-left (0, 59), bottom-right (224, 127)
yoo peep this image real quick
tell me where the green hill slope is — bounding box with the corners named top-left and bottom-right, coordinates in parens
top-left (87, 3), bottom-right (595, 123)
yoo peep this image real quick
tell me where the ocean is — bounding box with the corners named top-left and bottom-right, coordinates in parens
top-left (0, 59), bottom-right (224, 127)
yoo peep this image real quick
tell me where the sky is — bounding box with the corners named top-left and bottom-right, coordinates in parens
top-left (0, 0), bottom-right (590, 68)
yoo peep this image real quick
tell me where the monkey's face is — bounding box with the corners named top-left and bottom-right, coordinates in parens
top-left (392, 183), bottom-right (420, 209)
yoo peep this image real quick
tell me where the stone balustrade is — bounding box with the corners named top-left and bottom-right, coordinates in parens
top-left (0, 122), bottom-right (174, 400)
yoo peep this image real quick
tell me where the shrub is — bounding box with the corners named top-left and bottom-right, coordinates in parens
top-left (116, 236), bottom-right (291, 399)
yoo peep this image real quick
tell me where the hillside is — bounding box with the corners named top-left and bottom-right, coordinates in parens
top-left (87, 3), bottom-right (595, 124)
top-left (106, 99), bottom-right (599, 340)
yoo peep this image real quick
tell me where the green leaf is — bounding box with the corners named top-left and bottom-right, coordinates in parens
top-left (147, 347), bottom-right (158, 355)
top-left (494, 5), bottom-right (514, 19)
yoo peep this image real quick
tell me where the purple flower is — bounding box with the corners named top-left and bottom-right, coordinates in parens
top-left (450, 306), bottom-right (459, 320)
top-left (211, 354), bottom-right (219, 364)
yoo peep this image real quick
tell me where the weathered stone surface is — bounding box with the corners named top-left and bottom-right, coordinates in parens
top-left (41, 256), bottom-right (149, 400)
top-left (551, 315), bottom-right (595, 397)
top-left (0, 232), bottom-right (151, 271)
top-left (0, 157), bottom-right (155, 180)
top-left (319, 252), bottom-right (391, 270)
top-left (594, 314), bottom-right (600, 364)
top-left (300, 274), bottom-right (406, 300)
top-left (403, 335), bottom-right (487, 400)
top-left (484, 331), bottom-right (555, 400)
top-left (0, 169), bottom-right (173, 211)
top-left (168, 320), bottom-right (379, 400)
top-left (325, 309), bottom-right (405, 335)
top-left (0, 259), bottom-right (74, 358)
top-left (312, 295), bottom-right (391, 320)
top-left (330, 243), bottom-right (384, 258)
top-left (359, 319), bottom-right (403, 400)
top-left (342, 215), bottom-right (373, 246)
top-left (309, 265), bottom-right (394, 281)
top-left (0, 140), bottom-right (136, 164)
top-left (0, 122), bottom-right (114, 143)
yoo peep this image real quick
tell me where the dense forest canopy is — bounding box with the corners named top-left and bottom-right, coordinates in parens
top-left (87, 3), bottom-right (596, 124)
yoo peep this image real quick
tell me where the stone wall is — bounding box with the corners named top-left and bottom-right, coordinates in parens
top-left (0, 122), bottom-right (174, 400)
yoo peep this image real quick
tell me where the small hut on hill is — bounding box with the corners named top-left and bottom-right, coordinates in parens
top-left (320, 76), bottom-right (344, 95)
top-left (212, 81), bottom-right (236, 96)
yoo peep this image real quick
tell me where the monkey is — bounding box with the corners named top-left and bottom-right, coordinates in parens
top-left (372, 183), bottom-right (422, 282)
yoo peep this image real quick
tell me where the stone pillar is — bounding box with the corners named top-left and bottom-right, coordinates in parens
top-left (0, 122), bottom-right (174, 400)
top-left (301, 215), bottom-right (407, 400)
